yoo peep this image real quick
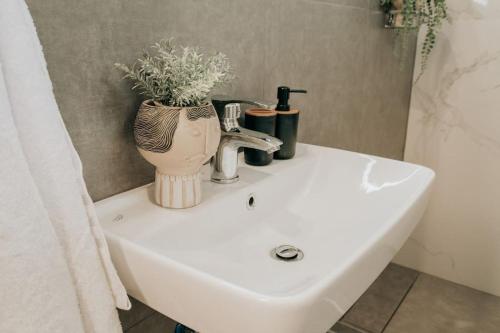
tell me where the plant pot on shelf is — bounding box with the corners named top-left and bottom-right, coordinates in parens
top-left (384, 0), bottom-right (419, 29)
top-left (134, 100), bottom-right (221, 209)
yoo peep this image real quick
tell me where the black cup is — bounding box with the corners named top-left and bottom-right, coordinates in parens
top-left (244, 109), bottom-right (277, 166)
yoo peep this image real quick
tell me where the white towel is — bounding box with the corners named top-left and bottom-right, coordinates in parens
top-left (0, 1), bottom-right (130, 332)
top-left (0, 62), bottom-right (87, 333)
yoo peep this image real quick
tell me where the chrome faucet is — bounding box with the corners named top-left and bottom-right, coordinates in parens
top-left (210, 103), bottom-right (282, 184)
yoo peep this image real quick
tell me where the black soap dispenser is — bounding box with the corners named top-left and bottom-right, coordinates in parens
top-left (274, 86), bottom-right (307, 159)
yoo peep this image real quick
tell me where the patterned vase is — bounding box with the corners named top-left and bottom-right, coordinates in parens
top-left (134, 100), bottom-right (221, 208)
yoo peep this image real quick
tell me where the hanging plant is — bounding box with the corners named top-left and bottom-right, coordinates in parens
top-left (380, 0), bottom-right (448, 79)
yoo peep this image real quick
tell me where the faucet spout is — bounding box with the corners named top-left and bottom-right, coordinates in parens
top-left (230, 128), bottom-right (282, 153)
top-left (210, 103), bottom-right (282, 184)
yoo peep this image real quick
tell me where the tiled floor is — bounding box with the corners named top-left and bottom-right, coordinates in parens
top-left (338, 264), bottom-right (419, 333)
top-left (383, 274), bottom-right (500, 333)
top-left (119, 264), bottom-right (500, 333)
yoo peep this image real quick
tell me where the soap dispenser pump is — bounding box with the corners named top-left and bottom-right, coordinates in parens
top-left (274, 86), bottom-right (307, 159)
top-left (275, 86), bottom-right (307, 111)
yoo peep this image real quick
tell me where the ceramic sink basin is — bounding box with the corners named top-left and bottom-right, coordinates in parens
top-left (96, 143), bottom-right (434, 333)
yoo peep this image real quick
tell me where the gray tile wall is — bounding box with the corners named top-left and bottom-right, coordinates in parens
top-left (26, 0), bottom-right (415, 200)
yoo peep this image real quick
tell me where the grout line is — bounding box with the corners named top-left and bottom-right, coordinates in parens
top-left (381, 272), bottom-right (421, 333)
top-left (335, 321), bottom-right (372, 333)
top-left (341, 321), bottom-right (372, 333)
top-left (304, 0), bottom-right (369, 10)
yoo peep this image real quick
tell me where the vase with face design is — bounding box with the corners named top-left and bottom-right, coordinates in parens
top-left (134, 100), bottom-right (221, 208)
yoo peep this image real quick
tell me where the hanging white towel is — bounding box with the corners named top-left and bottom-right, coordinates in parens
top-left (0, 62), bottom-right (87, 333)
top-left (0, 1), bottom-right (130, 332)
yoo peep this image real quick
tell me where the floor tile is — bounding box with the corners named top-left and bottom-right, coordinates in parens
top-left (340, 263), bottom-right (419, 333)
top-left (119, 297), bottom-right (155, 331)
top-left (384, 274), bottom-right (500, 333)
top-left (126, 312), bottom-right (178, 333)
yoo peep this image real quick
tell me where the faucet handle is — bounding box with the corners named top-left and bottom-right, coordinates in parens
top-left (211, 95), bottom-right (274, 119)
top-left (221, 103), bottom-right (241, 132)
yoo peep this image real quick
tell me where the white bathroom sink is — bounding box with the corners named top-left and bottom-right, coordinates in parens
top-left (96, 143), bottom-right (434, 333)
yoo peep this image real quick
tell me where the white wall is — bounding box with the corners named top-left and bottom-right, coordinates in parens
top-left (394, 0), bottom-right (500, 296)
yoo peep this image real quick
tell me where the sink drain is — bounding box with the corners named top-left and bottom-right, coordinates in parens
top-left (270, 245), bottom-right (304, 262)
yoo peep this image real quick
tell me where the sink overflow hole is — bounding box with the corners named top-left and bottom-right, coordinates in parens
top-left (271, 245), bottom-right (304, 262)
top-left (247, 194), bottom-right (256, 210)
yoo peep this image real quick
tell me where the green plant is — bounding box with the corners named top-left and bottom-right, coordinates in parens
top-left (380, 0), bottom-right (448, 78)
top-left (115, 39), bottom-right (233, 107)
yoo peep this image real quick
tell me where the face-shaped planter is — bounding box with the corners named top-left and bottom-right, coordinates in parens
top-left (135, 100), bottom-right (221, 208)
